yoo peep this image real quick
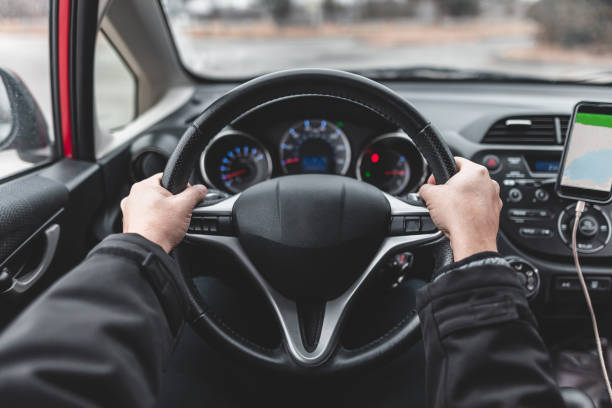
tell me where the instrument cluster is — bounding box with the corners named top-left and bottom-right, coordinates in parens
top-left (200, 119), bottom-right (428, 197)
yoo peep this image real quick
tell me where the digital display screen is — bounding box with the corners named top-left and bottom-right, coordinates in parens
top-left (561, 105), bottom-right (612, 192)
top-left (301, 156), bottom-right (329, 172)
top-left (534, 160), bottom-right (560, 173)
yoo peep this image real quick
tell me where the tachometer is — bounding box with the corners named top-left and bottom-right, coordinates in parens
top-left (357, 133), bottom-right (428, 196)
top-left (280, 120), bottom-right (351, 175)
top-left (200, 130), bottom-right (272, 194)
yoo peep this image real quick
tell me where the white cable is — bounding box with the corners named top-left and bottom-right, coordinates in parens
top-left (572, 200), bottom-right (612, 403)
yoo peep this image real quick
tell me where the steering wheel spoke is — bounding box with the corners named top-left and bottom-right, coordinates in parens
top-left (185, 191), bottom-right (443, 367)
top-left (187, 194), bottom-right (240, 237)
top-left (385, 192), bottom-right (441, 238)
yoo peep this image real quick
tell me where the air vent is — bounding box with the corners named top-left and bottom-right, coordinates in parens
top-left (558, 115), bottom-right (570, 144)
top-left (483, 115), bottom-right (569, 145)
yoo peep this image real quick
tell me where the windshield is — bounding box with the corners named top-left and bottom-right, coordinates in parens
top-left (161, 0), bottom-right (612, 83)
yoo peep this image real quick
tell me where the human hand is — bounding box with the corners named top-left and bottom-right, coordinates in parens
top-left (121, 174), bottom-right (207, 253)
top-left (418, 157), bottom-right (502, 262)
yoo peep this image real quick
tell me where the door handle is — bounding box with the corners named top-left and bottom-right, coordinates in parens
top-left (9, 224), bottom-right (60, 294)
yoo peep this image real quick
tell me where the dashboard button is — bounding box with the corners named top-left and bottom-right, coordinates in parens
top-left (519, 227), bottom-right (537, 236)
top-left (587, 277), bottom-right (611, 291)
top-left (508, 188), bottom-right (522, 202)
top-left (578, 216), bottom-right (599, 237)
top-left (535, 188), bottom-right (549, 202)
top-left (509, 209), bottom-right (528, 217)
top-left (482, 154), bottom-right (501, 171)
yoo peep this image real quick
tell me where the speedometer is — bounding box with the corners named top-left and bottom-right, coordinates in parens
top-left (280, 120), bottom-right (351, 175)
top-left (200, 130), bottom-right (272, 194)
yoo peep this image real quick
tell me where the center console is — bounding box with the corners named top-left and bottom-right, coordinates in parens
top-left (473, 151), bottom-right (612, 258)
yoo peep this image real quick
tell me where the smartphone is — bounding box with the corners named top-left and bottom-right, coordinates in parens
top-left (556, 101), bottom-right (612, 204)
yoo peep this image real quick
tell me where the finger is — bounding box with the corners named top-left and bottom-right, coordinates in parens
top-left (453, 156), bottom-right (469, 170)
top-left (120, 197), bottom-right (127, 212)
top-left (427, 173), bottom-right (436, 185)
top-left (418, 183), bottom-right (442, 204)
top-left (492, 179), bottom-right (500, 195)
top-left (173, 184), bottom-right (208, 210)
top-left (146, 173), bottom-right (164, 185)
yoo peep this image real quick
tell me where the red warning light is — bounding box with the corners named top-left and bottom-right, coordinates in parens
top-left (371, 153), bottom-right (380, 163)
top-left (487, 157), bottom-right (497, 167)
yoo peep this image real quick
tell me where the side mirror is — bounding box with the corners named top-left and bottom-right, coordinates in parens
top-left (0, 68), bottom-right (52, 164)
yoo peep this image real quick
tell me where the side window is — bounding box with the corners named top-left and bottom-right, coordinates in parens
top-left (94, 32), bottom-right (137, 132)
top-left (0, 0), bottom-right (56, 180)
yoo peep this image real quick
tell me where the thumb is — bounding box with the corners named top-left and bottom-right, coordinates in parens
top-left (173, 184), bottom-right (207, 210)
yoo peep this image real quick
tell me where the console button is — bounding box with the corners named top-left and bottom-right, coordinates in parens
top-left (555, 277), bottom-right (580, 291)
top-left (507, 188), bottom-right (522, 202)
top-left (538, 228), bottom-right (552, 237)
top-left (519, 227), bottom-right (537, 236)
top-left (557, 204), bottom-right (611, 253)
top-left (508, 209), bottom-right (528, 217)
top-left (482, 154), bottom-right (501, 171)
top-left (578, 216), bottom-right (599, 237)
top-left (506, 256), bottom-right (540, 299)
top-left (587, 277), bottom-right (611, 291)
top-left (535, 188), bottom-right (549, 202)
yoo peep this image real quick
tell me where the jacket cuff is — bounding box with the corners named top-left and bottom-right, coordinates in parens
top-left (87, 233), bottom-right (185, 336)
top-left (432, 251), bottom-right (506, 281)
top-left (417, 255), bottom-right (532, 339)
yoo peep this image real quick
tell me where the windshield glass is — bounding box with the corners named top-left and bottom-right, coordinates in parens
top-left (161, 0), bottom-right (612, 82)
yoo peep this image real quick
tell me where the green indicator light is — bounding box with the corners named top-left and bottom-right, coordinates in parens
top-left (336, 121), bottom-right (344, 127)
top-left (365, 171), bottom-right (371, 178)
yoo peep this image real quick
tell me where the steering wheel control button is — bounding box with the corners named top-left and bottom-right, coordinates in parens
top-left (188, 216), bottom-right (234, 236)
top-left (482, 154), bottom-right (501, 172)
top-left (404, 217), bottom-right (420, 233)
top-left (557, 204), bottom-right (611, 253)
top-left (420, 216), bottom-right (437, 233)
top-left (534, 188), bottom-right (549, 202)
top-left (507, 188), bottom-right (522, 202)
top-left (505, 256), bottom-right (540, 300)
top-left (390, 215), bottom-right (436, 235)
top-left (390, 216), bottom-right (405, 235)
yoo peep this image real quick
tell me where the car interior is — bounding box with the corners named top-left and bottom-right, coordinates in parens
top-left (2, 0), bottom-right (612, 407)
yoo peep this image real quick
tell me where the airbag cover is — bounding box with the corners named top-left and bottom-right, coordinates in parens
top-left (234, 175), bottom-right (389, 299)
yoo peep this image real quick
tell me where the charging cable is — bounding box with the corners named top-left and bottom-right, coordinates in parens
top-left (572, 200), bottom-right (612, 402)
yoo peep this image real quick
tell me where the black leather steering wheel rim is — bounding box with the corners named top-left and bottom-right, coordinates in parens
top-left (162, 69), bottom-right (457, 374)
top-left (162, 69), bottom-right (456, 194)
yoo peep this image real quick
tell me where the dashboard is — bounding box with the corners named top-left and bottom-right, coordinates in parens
top-left (130, 81), bottom-right (612, 318)
top-left (197, 97), bottom-right (428, 197)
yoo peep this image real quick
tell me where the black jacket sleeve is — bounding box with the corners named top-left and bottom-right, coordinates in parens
top-left (416, 252), bottom-right (566, 408)
top-left (0, 233), bottom-right (185, 408)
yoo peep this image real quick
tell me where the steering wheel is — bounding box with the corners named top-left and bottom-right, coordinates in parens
top-left (161, 69), bottom-right (457, 373)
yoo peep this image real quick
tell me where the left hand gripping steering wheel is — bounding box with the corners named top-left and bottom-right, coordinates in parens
top-left (162, 69), bottom-right (457, 373)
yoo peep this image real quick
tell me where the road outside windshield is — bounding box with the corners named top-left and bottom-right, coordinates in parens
top-left (562, 110), bottom-right (612, 192)
top-left (161, 0), bottom-right (612, 81)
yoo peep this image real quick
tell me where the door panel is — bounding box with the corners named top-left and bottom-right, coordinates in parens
top-left (0, 159), bottom-right (104, 325)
